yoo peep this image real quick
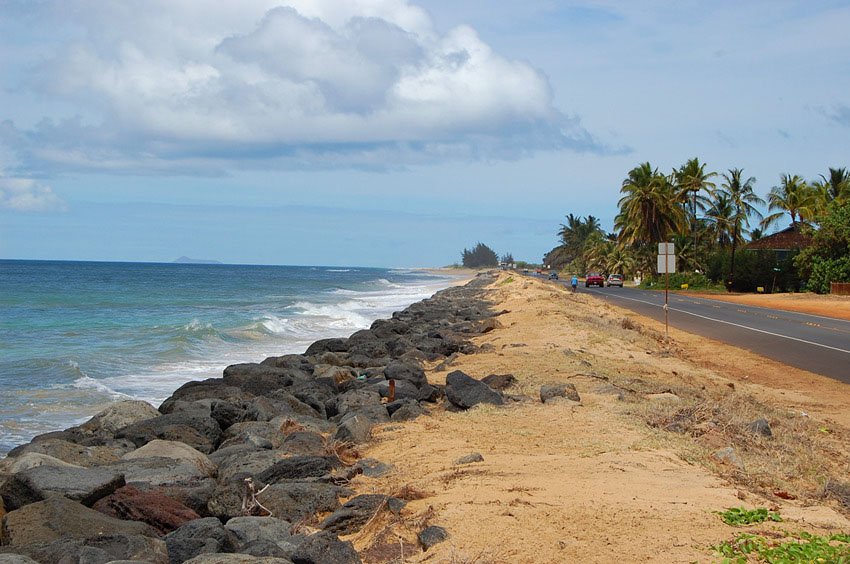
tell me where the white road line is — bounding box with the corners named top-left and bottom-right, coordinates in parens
top-left (594, 291), bottom-right (850, 355)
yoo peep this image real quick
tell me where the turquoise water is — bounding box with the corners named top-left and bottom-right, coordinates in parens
top-left (0, 260), bottom-right (457, 453)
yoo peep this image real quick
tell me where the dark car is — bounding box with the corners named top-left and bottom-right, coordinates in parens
top-left (548, 271), bottom-right (559, 280)
top-left (607, 274), bottom-right (624, 287)
top-left (585, 273), bottom-right (604, 287)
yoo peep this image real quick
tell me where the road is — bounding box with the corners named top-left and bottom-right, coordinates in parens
top-left (545, 277), bottom-right (850, 383)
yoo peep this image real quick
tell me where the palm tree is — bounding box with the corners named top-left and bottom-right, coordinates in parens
top-left (761, 174), bottom-right (816, 230)
top-left (556, 214), bottom-right (603, 270)
top-left (675, 158), bottom-right (717, 262)
top-left (604, 244), bottom-right (636, 277)
top-left (705, 193), bottom-right (735, 248)
top-left (818, 167), bottom-right (850, 201)
top-left (616, 162), bottom-right (686, 246)
top-left (811, 167), bottom-right (850, 217)
top-left (718, 168), bottom-right (764, 289)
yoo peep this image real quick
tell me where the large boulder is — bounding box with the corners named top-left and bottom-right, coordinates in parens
top-left (77, 400), bottom-right (161, 438)
top-left (223, 364), bottom-right (296, 396)
top-left (107, 456), bottom-right (213, 490)
top-left (332, 414), bottom-right (373, 445)
top-left (164, 517), bottom-right (239, 564)
top-left (278, 431), bottom-right (326, 456)
top-left (264, 391), bottom-right (326, 422)
top-left (92, 485), bottom-right (201, 535)
top-left (159, 379), bottom-right (252, 414)
top-left (304, 338), bottom-right (349, 356)
top-left (5, 439), bottom-right (127, 467)
top-left (210, 400), bottom-right (251, 431)
top-left (0, 465), bottom-right (125, 510)
top-left (0, 534), bottom-right (169, 564)
top-left (1, 497), bottom-right (156, 546)
top-left (328, 389), bottom-right (382, 419)
top-left (224, 516), bottom-right (295, 554)
top-left (123, 439), bottom-right (217, 477)
top-left (0, 453), bottom-right (80, 474)
top-left (184, 555), bottom-right (293, 564)
top-left (319, 494), bottom-right (393, 535)
top-left (260, 354), bottom-right (314, 373)
top-left (290, 531), bottom-right (361, 564)
top-left (384, 362), bottom-right (427, 388)
top-left (116, 412), bottom-right (223, 454)
top-left (217, 429), bottom-right (274, 452)
top-left (0, 554), bottom-right (38, 563)
top-left (445, 371), bottom-right (504, 409)
top-left (251, 482), bottom-right (347, 523)
top-left (216, 450), bottom-right (288, 483)
top-left (257, 456), bottom-right (340, 486)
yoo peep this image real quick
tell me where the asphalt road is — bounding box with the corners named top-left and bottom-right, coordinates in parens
top-left (542, 276), bottom-right (850, 383)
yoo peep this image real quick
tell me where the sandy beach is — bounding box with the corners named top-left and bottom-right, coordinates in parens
top-left (348, 272), bottom-right (850, 562)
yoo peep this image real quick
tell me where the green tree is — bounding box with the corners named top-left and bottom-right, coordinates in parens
top-left (547, 214), bottom-right (604, 271)
top-left (761, 174), bottom-right (815, 229)
top-left (461, 243), bottom-right (499, 268)
top-left (795, 200), bottom-right (850, 293)
top-left (616, 162), bottom-right (686, 246)
top-left (717, 168), bottom-right (764, 289)
top-left (674, 157), bottom-right (717, 262)
top-left (816, 167), bottom-right (850, 201)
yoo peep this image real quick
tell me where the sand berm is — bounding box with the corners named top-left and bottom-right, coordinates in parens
top-left (1, 271), bottom-right (848, 563)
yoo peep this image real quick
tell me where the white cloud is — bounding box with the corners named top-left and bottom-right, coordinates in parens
top-left (0, 177), bottom-right (66, 212)
top-left (2, 0), bottom-right (605, 173)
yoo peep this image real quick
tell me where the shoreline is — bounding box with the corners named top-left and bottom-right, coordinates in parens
top-left (0, 264), bottom-right (464, 455)
top-left (1, 271), bottom-right (847, 563)
top-left (0, 273), bottom-right (504, 562)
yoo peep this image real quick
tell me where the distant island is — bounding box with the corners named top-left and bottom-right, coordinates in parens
top-left (172, 256), bottom-right (222, 264)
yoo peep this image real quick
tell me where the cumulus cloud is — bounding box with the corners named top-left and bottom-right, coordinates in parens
top-left (2, 0), bottom-right (606, 173)
top-left (0, 177), bottom-right (66, 212)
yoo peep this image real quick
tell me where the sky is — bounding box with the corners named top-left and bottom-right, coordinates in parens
top-left (1, 0), bottom-right (848, 267)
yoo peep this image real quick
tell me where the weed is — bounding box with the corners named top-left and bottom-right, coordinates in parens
top-left (499, 276), bottom-right (514, 285)
top-left (717, 507), bottom-right (782, 526)
top-left (713, 531), bottom-right (850, 563)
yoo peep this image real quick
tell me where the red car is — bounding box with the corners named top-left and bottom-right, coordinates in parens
top-left (585, 273), bottom-right (605, 287)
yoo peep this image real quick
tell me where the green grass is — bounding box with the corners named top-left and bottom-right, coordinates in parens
top-left (717, 507), bottom-right (782, 526)
top-left (713, 531), bottom-right (850, 563)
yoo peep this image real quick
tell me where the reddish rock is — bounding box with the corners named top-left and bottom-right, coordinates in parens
top-left (93, 485), bottom-right (200, 535)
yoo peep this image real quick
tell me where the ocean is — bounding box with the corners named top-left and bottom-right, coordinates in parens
top-left (0, 260), bottom-right (460, 455)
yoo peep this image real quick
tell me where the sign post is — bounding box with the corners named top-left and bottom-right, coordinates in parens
top-left (657, 243), bottom-right (676, 340)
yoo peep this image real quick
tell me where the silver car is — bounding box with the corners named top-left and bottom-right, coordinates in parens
top-left (607, 274), bottom-right (624, 287)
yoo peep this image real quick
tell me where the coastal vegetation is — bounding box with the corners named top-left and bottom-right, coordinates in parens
top-left (460, 242), bottom-right (499, 268)
top-left (546, 162), bottom-right (850, 292)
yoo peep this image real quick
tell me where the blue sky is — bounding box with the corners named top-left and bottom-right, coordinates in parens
top-left (1, 1), bottom-right (848, 266)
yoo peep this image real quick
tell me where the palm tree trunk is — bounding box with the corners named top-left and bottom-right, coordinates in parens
top-left (692, 190), bottom-right (699, 270)
top-left (728, 224), bottom-right (738, 293)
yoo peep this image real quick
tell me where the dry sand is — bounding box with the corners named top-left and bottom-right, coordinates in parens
top-left (343, 273), bottom-right (850, 563)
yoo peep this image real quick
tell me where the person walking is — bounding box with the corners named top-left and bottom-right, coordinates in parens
top-left (570, 274), bottom-right (578, 293)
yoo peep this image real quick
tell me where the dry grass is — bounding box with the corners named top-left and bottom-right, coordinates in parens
top-left (634, 382), bottom-right (850, 506)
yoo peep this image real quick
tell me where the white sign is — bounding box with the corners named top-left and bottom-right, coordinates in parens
top-left (657, 254), bottom-right (677, 274)
top-left (658, 242), bottom-right (675, 255)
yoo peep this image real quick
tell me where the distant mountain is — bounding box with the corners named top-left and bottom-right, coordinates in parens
top-left (173, 256), bottom-right (222, 264)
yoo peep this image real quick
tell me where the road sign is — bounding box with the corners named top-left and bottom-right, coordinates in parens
top-left (657, 254), bottom-right (676, 274)
top-left (658, 242), bottom-right (675, 255)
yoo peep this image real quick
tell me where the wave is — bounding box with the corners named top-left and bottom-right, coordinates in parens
top-left (326, 268), bottom-right (353, 272)
top-left (71, 376), bottom-right (132, 400)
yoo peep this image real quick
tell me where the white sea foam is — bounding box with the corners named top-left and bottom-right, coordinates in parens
top-left (259, 315), bottom-right (290, 334)
top-left (0, 268), bottom-right (462, 453)
top-left (72, 376), bottom-right (132, 400)
top-left (184, 319), bottom-right (214, 332)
